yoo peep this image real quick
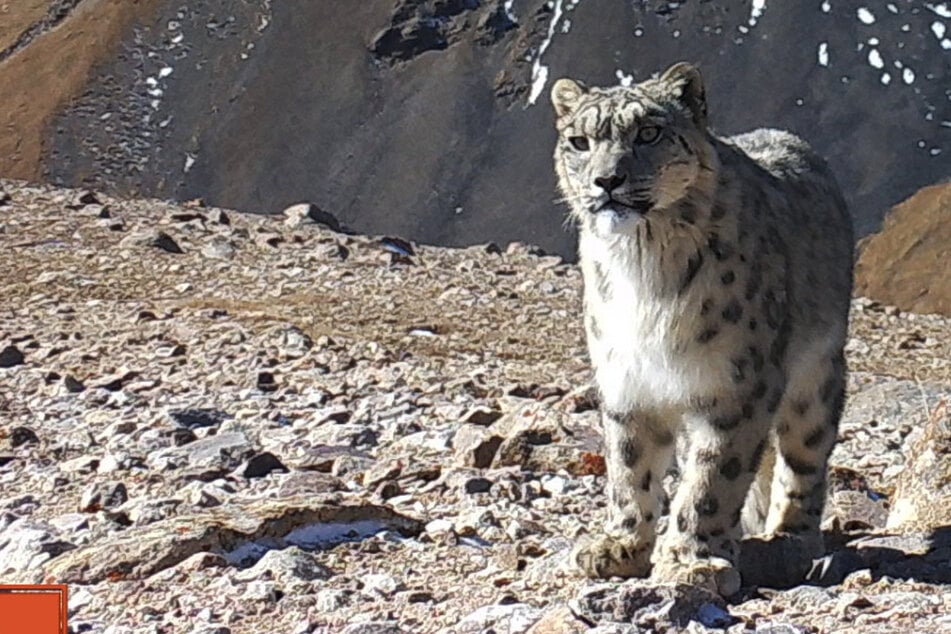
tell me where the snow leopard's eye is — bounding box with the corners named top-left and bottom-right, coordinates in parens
top-left (635, 126), bottom-right (661, 144)
top-left (568, 136), bottom-right (590, 151)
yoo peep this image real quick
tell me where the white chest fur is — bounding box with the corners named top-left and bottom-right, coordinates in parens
top-left (579, 232), bottom-right (724, 414)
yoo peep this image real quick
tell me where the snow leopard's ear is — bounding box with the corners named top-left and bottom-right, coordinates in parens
top-left (661, 62), bottom-right (707, 128)
top-left (551, 78), bottom-right (587, 119)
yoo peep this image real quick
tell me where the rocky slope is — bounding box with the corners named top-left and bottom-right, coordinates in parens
top-left (1, 179), bottom-right (951, 633)
top-left (855, 182), bottom-right (951, 317)
top-left (1, 0), bottom-right (949, 258)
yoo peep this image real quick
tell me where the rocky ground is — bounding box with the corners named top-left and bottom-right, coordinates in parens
top-left (1, 179), bottom-right (950, 633)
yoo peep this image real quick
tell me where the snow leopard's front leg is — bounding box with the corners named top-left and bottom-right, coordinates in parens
top-left (573, 407), bottom-right (675, 578)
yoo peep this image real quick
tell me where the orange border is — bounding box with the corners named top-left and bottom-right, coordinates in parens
top-left (0, 585), bottom-right (68, 634)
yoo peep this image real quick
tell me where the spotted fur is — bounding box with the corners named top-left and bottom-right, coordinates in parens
top-left (551, 62), bottom-right (854, 595)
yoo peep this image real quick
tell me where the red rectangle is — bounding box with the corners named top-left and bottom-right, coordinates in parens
top-left (0, 585), bottom-right (68, 634)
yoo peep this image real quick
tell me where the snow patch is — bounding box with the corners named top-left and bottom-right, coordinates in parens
top-left (285, 521), bottom-right (390, 549)
top-left (615, 69), bottom-right (634, 87)
top-left (183, 154), bottom-right (196, 173)
top-left (528, 0), bottom-right (576, 106)
top-left (857, 7), bottom-right (876, 24)
top-left (749, 0), bottom-right (766, 26)
top-left (903, 67), bottom-right (915, 84)
top-left (932, 21), bottom-right (947, 39)
top-left (868, 49), bottom-right (884, 69)
top-left (881, 72), bottom-right (892, 85)
top-left (821, 1), bottom-right (831, 13)
top-left (818, 42), bottom-right (829, 66)
top-left (925, 3), bottom-right (951, 18)
top-left (504, 0), bottom-right (517, 23)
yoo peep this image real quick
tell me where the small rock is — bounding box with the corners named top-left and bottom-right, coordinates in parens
top-left (0, 345), bottom-right (25, 368)
top-left (453, 424), bottom-right (503, 469)
top-left (235, 546), bottom-right (333, 583)
top-left (170, 408), bottom-right (231, 430)
top-left (282, 202), bottom-right (342, 232)
top-left (10, 426), bottom-right (39, 448)
top-left (79, 482), bottom-right (128, 512)
top-left (257, 371), bottom-right (278, 392)
top-left (63, 375), bottom-right (86, 393)
top-left (242, 452), bottom-right (289, 478)
top-left (887, 398), bottom-right (951, 531)
top-left (426, 519), bottom-right (454, 534)
top-left (445, 603), bottom-right (544, 634)
top-left (464, 477), bottom-right (493, 494)
top-left (119, 229), bottom-right (184, 254)
top-left (463, 406), bottom-right (503, 426)
top-left (571, 580), bottom-right (724, 628)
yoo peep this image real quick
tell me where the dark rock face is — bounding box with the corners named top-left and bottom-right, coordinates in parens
top-left (45, 0), bottom-right (950, 258)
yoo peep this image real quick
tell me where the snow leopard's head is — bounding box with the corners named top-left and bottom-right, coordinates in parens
top-left (551, 62), bottom-right (718, 238)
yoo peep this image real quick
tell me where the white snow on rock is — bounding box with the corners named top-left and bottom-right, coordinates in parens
top-left (926, 3), bottom-right (951, 18)
top-left (749, 0), bottom-right (766, 26)
top-left (881, 72), bottom-right (892, 85)
top-left (821, 1), bottom-right (831, 13)
top-left (615, 69), bottom-right (634, 87)
top-left (868, 49), bottom-right (884, 69)
top-left (504, 0), bottom-right (517, 23)
top-left (818, 42), bottom-right (830, 66)
top-left (857, 7), bottom-right (876, 24)
top-left (528, 0), bottom-right (575, 106)
top-left (903, 67), bottom-right (916, 84)
top-left (932, 21), bottom-right (947, 39)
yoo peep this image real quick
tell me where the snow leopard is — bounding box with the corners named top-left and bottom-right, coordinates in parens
top-left (550, 62), bottom-right (854, 595)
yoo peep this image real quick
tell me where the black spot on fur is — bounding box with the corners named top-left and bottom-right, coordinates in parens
top-left (770, 328), bottom-right (790, 367)
top-left (621, 438), bottom-right (642, 467)
top-left (681, 207), bottom-right (698, 224)
top-left (709, 527), bottom-right (725, 537)
top-left (679, 251), bottom-right (704, 294)
top-left (793, 400), bottom-right (811, 416)
top-left (592, 260), bottom-right (611, 301)
top-left (751, 380), bottom-right (768, 401)
top-left (621, 516), bottom-right (639, 531)
top-left (700, 298), bottom-right (714, 316)
top-left (719, 457), bottom-right (742, 480)
top-left (750, 439), bottom-right (768, 472)
top-left (748, 318), bottom-right (758, 331)
top-left (784, 455), bottom-right (819, 475)
top-left (697, 448), bottom-right (719, 464)
top-left (721, 299), bottom-right (742, 322)
top-left (697, 328), bottom-right (719, 344)
top-left (677, 511), bottom-right (688, 533)
top-left (588, 315), bottom-right (602, 340)
top-left (767, 388), bottom-right (783, 413)
top-left (804, 425), bottom-right (827, 448)
top-left (742, 401), bottom-right (755, 419)
top-left (641, 470), bottom-right (653, 491)
top-left (711, 203), bottom-right (728, 221)
top-left (763, 289), bottom-right (785, 330)
top-left (731, 358), bottom-right (748, 383)
top-left (820, 374), bottom-right (840, 404)
top-left (720, 270), bottom-right (736, 286)
top-left (745, 264), bottom-right (762, 300)
top-left (644, 512), bottom-right (654, 522)
top-left (708, 235), bottom-right (734, 261)
top-left (713, 414), bottom-right (741, 431)
top-left (749, 346), bottom-right (764, 372)
top-left (696, 495), bottom-right (719, 516)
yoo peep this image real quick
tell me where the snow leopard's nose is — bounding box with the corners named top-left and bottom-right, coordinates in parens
top-left (594, 174), bottom-right (626, 193)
